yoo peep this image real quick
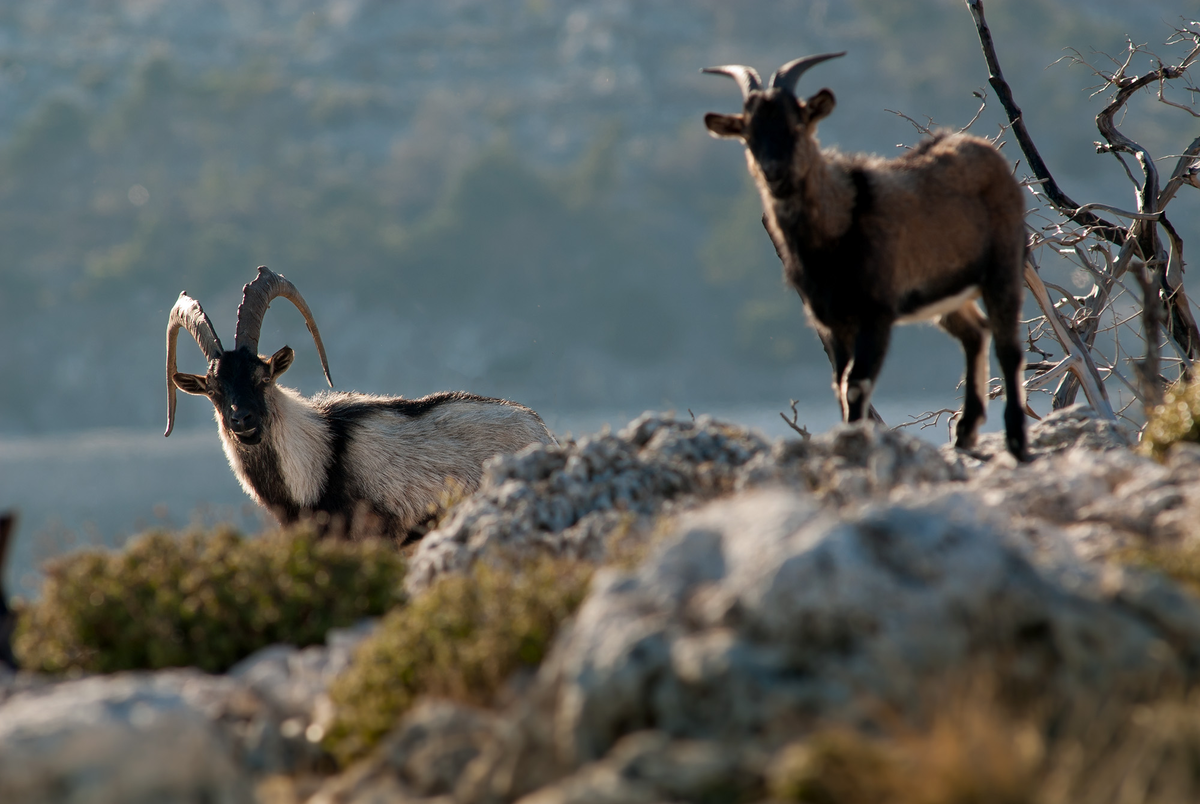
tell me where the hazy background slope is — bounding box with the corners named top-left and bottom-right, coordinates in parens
top-left (1, 0), bottom-right (1194, 433)
top-left (0, 0), bottom-right (1197, 592)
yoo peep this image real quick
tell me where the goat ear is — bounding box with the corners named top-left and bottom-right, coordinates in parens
top-left (704, 112), bottom-right (746, 139)
top-left (173, 373), bottom-right (209, 396)
top-left (269, 346), bottom-right (294, 379)
top-left (803, 89), bottom-right (836, 124)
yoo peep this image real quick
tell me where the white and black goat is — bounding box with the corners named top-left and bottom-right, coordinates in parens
top-left (166, 266), bottom-right (554, 538)
top-left (704, 52), bottom-right (1028, 460)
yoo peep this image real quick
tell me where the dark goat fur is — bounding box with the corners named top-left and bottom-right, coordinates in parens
top-left (0, 512), bottom-right (16, 670)
top-left (704, 54), bottom-right (1028, 459)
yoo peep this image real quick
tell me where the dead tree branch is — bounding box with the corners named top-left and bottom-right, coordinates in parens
top-left (967, 1), bottom-right (1200, 416)
top-left (894, 408), bottom-right (961, 443)
top-left (780, 400), bottom-right (812, 440)
top-left (964, 0), bottom-right (1126, 243)
top-left (1023, 262), bottom-right (1117, 418)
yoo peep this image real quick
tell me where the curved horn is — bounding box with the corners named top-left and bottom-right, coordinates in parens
top-left (165, 292), bottom-right (224, 437)
top-left (769, 51), bottom-right (846, 92)
top-left (234, 266), bottom-right (332, 388)
top-left (701, 65), bottom-right (762, 101)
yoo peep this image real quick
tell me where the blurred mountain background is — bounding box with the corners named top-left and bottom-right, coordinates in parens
top-left (1, 0), bottom-right (1194, 436)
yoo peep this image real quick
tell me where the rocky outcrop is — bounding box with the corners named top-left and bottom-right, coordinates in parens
top-left (406, 413), bottom-right (772, 593)
top-left (408, 412), bottom-right (967, 593)
top-left (410, 406), bottom-right (1170, 594)
top-left (9, 406), bottom-right (1200, 804)
top-left (540, 489), bottom-right (1200, 766)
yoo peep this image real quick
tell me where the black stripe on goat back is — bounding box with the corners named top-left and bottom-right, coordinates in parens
top-left (320, 390), bottom-right (520, 422)
top-left (312, 390), bottom-right (524, 527)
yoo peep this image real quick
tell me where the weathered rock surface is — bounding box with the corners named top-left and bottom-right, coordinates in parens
top-left (310, 700), bottom-right (505, 804)
top-left (410, 406), bottom-right (1177, 595)
top-left (970, 403), bottom-right (1137, 459)
top-left (408, 412), bottom-right (967, 594)
top-left (310, 407), bottom-right (1200, 804)
top-left (0, 624), bottom-right (376, 804)
top-left (0, 671), bottom-right (257, 804)
top-left (228, 621), bottom-right (377, 748)
top-left (406, 413), bottom-right (771, 593)
top-left (15, 406), bottom-right (1200, 804)
top-left (513, 730), bottom-right (767, 804)
top-left (539, 489), bottom-right (1200, 766)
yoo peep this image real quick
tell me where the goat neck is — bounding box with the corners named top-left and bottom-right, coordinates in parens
top-left (760, 144), bottom-right (857, 250)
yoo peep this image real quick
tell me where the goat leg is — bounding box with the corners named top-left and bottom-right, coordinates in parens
top-left (939, 304), bottom-right (992, 449)
top-left (761, 215), bottom-right (885, 423)
top-left (842, 324), bottom-right (892, 423)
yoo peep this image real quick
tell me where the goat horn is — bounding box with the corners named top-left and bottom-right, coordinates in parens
top-left (769, 51), bottom-right (846, 92)
top-left (165, 291), bottom-right (224, 437)
top-left (234, 266), bottom-right (333, 388)
top-left (701, 65), bottom-right (762, 101)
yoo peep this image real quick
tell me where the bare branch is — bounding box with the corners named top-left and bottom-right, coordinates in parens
top-left (779, 400), bottom-right (811, 440)
top-left (1025, 357), bottom-right (1075, 389)
top-left (961, 89), bottom-right (989, 132)
top-left (886, 108), bottom-right (935, 138)
top-left (964, 0), bottom-right (1126, 243)
top-left (1157, 134), bottom-right (1200, 208)
top-left (1158, 215), bottom-right (1200, 362)
top-left (1072, 202), bottom-right (1163, 221)
top-left (893, 408), bottom-right (960, 443)
top-left (1024, 261), bottom-right (1118, 418)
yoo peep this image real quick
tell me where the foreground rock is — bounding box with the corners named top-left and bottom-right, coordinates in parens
top-left (542, 489), bottom-right (1200, 766)
top-left (0, 624), bottom-right (375, 804)
top-left (0, 672), bottom-right (257, 804)
top-left (313, 410), bottom-right (1200, 804)
top-left (11, 407), bottom-right (1200, 804)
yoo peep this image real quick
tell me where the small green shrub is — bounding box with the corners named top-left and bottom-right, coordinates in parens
top-left (1143, 376), bottom-right (1200, 459)
top-left (323, 555), bottom-right (593, 765)
top-left (15, 524), bottom-right (406, 674)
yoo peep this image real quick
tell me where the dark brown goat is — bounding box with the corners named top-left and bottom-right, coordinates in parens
top-left (0, 512), bottom-right (16, 669)
top-left (704, 53), bottom-right (1028, 460)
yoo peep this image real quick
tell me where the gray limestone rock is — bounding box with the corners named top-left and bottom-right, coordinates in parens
top-left (514, 731), bottom-right (764, 804)
top-left (0, 625), bottom-right (382, 804)
top-left (227, 620), bottom-right (377, 749)
top-left (968, 403), bottom-right (1136, 461)
top-left (408, 414), bottom-right (967, 594)
top-left (540, 489), bottom-right (1200, 766)
top-left (0, 672), bottom-right (257, 804)
top-left (309, 699), bottom-right (503, 804)
top-left (407, 413), bottom-right (772, 594)
top-left (18, 405), bottom-right (1200, 804)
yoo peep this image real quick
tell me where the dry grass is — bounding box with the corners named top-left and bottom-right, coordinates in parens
top-left (769, 669), bottom-right (1200, 804)
top-left (769, 679), bottom-right (1040, 804)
